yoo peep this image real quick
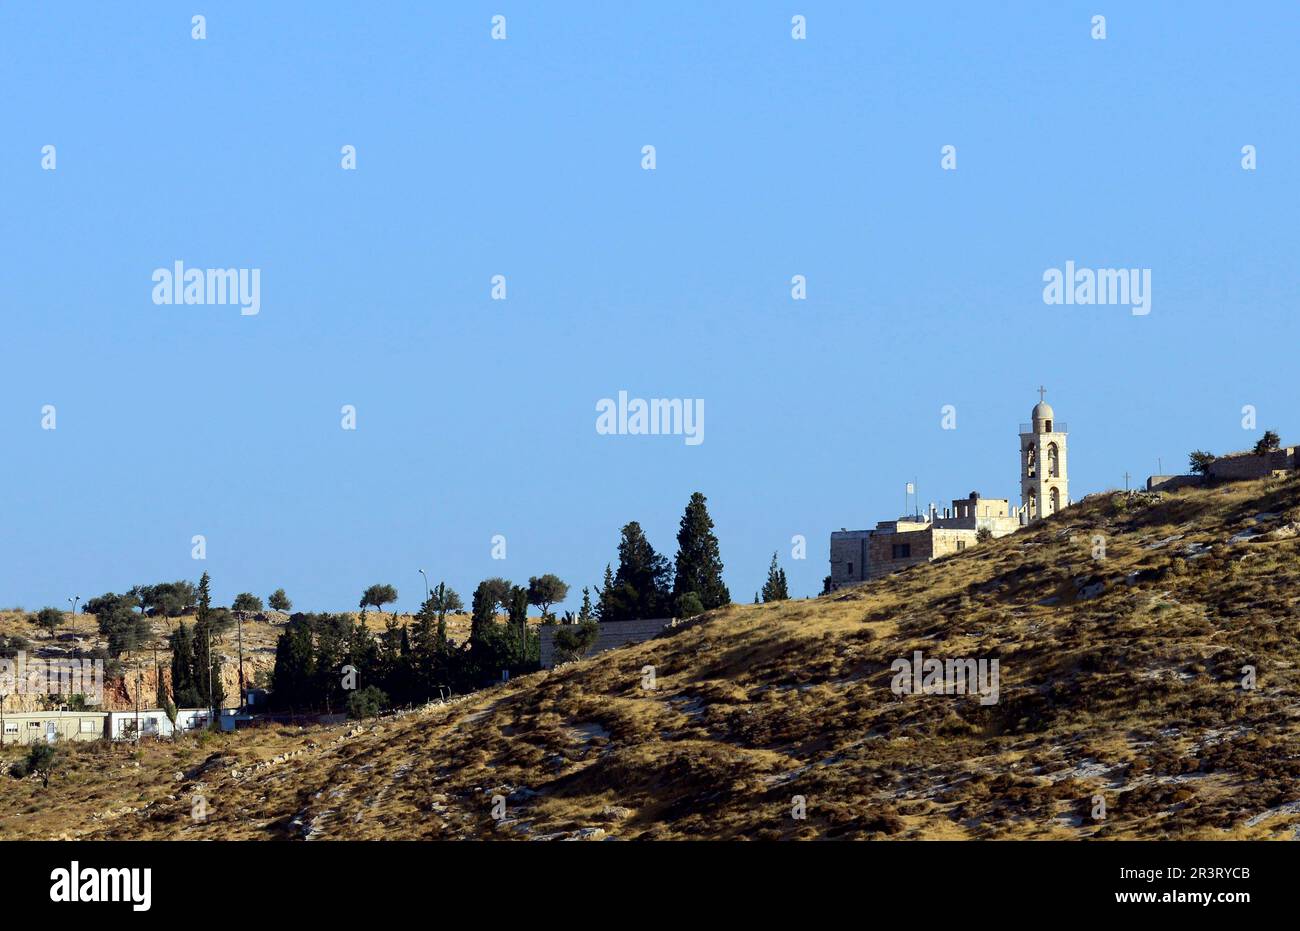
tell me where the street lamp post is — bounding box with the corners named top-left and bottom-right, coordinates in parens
top-left (418, 569), bottom-right (430, 603)
top-left (68, 595), bottom-right (79, 615)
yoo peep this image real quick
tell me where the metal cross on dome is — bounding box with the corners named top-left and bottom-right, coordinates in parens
top-left (1038, 386), bottom-right (1047, 402)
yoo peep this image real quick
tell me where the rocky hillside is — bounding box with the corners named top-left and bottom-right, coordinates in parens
top-left (5, 475), bottom-right (1300, 840)
top-left (0, 608), bottom-right (485, 713)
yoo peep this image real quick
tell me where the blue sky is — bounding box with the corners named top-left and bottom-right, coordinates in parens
top-left (3, 2), bottom-right (1298, 613)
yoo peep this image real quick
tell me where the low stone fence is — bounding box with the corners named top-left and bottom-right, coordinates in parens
top-left (1147, 474), bottom-right (1206, 492)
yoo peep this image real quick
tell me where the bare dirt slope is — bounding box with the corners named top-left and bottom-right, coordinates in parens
top-left (5, 476), bottom-right (1300, 840)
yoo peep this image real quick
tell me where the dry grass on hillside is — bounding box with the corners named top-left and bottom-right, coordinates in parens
top-left (5, 476), bottom-right (1300, 840)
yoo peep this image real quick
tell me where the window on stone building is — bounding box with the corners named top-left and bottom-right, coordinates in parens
top-left (957, 540), bottom-right (966, 551)
top-left (1047, 443), bottom-right (1059, 478)
top-left (891, 544), bottom-right (911, 559)
top-left (847, 562), bottom-right (853, 576)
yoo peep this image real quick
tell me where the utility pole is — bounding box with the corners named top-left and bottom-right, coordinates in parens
top-left (236, 610), bottom-right (245, 711)
top-left (1124, 471), bottom-right (1131, 491)
top-left (134, 661), bottom-right (141, 742)
top-left (206, 623), bottom-right (214, 729)
top-left (152, 635), bottom-right (164, 734)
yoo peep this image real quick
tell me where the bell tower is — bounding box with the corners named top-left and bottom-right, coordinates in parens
top-left (1020, 388), bottom-right (1068, 522)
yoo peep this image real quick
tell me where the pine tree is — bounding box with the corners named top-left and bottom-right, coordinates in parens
top-left (761, 552), bottom-right (790, 602)
top-left (672, 492), bottom-right (731, 610)
top-left (606, 522), bottom-right (670, 621)
top-left (577, 587), bottom-right (594, 623)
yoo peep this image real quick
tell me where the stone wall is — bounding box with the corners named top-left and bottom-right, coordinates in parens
top-left (538, 618), bottom-right (671, 669)
top-left (1207, 447), bottom-right (1298, 480)
top-left (1146, 446), bottom-right (1299, 490)
top-left (829, 530), bottom-right (871, 587)
top-left (866, 527), bottom-right (936, 579)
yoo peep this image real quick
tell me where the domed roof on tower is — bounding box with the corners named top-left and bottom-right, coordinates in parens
top-left (1030, 387), bottom-right (1057, 432)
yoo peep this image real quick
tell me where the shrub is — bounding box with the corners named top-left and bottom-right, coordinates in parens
top-left (346, 685), bottom-right (389, 719)
top-left (674, 591), bottom-right (705, 618)
top-left (15, 742), bottom-right (63, 788)
top-left (553, 620), bottom-right (599, 664)
top-left (34, 607), bottom-right (62, 638)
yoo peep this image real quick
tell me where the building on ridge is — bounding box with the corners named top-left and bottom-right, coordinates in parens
top-left (827, 393), bottom-right (1070, 591)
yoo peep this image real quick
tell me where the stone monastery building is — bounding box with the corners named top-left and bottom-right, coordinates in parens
top-left (828, 393), bottom-right (1070, 590)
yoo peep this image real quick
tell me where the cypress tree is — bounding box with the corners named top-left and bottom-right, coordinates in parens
top-left (270, 618), bottom-right (315, 710)
top-left (470, 580), bottom-right (503, 653)
top-left (672, 492), bottom-right (731, 610)
top-left (379, 615), bottom-right (406, 703)
top-left (430, 582), bottom-right (462, 649)
top-left (169, 623), bottom-right (201, 707)
top-left (311, 614), bottom-right (349, 712)
top-left (595, 564), bottom-right (615, 621)
top-left (507, 585), bottom-right (529, 658)
top-left (156, 652), bottom-right (178, 737)
top-left (192, 572), bottom-right (224, 720)
top-left (410, 595), bottom-right (439, 700)
top-left (347, 618), bottom-right (380, 701)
